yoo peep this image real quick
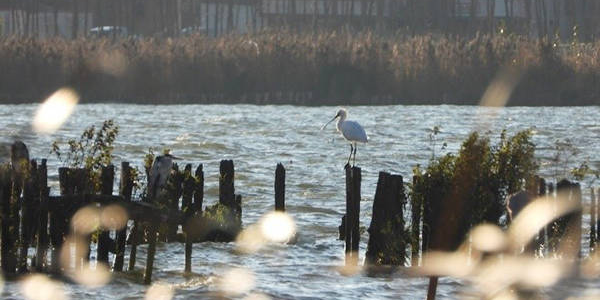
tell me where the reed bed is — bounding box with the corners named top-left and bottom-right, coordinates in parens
top-left (0, 31), bottom-right (598, 105)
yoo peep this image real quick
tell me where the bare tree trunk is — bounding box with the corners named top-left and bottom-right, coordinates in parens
top-left (72, 0), bottom-right (79, 38)
top-left (84, 0), bottom-right (89, 37)
top-left (53, 5), bottom-right (59, 36)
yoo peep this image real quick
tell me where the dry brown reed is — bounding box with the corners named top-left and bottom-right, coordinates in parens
top-left (0, 32), bottom-right (598, 105)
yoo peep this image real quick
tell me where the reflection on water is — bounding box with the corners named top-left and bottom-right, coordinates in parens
top-left (1, 104), bottom-right (599, 299)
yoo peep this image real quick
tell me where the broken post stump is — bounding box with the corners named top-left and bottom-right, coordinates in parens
top-left (275, 163), bottom-right (285, 211)
top-left (344, 165), bottom-right (361, 266)
top-left (19, 160), bottom-right (37, 273)
top-left (144, 221), bottom-right (159, 285)
top-left (182, 164), bottom-right (195, 273)
top-left (410, 175), bottom-right (422, 267)
top-left (591, 188), bottom-right (597, 250)
top-left (114, 162), bottom-right (133, 272)
top-left (365, 172), bottom-right (406, 265)
top-left (97, 165), bottom-right (115, 265)
top-left (35, 159), bottom-right (49, 271)
top-left (1, 165), bottom-right (18, 274)
top-left (204, 160), bottom-right (241, 242)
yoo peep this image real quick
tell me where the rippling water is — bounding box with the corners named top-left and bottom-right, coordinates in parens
top-left (1, 104), bottom-right (599, 299)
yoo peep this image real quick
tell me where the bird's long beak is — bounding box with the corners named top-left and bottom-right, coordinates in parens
top-left (321, 116), bottom-right (337, 130)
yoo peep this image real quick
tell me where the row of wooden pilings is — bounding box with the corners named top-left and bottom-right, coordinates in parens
top-left (0, 157), bottom-right (257, 284)
top-left (2, 152), bottom-right (598, 291)
top-left (343, 169), bottom-right (599, 268)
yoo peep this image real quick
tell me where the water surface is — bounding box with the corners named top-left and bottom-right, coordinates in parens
top-left (1, 104), bottom-right (599, 299)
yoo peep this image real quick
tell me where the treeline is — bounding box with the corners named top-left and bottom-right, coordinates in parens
top-left (0, 31), bottom-right (598, 106)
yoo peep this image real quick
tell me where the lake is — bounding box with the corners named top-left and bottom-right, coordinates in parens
top-left (1, 104), bottom-right (599, 299)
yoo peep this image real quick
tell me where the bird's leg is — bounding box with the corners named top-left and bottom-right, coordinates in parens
top-left (353, 143), bottom-right (357, 166)
top-left (346, 144), bottom-right (353, 167)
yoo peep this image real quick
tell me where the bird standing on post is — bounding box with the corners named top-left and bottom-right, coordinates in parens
top-left (147, 153), bottom-right (181, 200)
top-left (321, 108), bottom-right (368, 167)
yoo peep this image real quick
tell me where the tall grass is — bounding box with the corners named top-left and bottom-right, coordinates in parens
top-left (0, 31), bottom-right (598, 105)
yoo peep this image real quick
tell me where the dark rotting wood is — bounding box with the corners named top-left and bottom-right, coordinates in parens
top-left (573, 183), bottom-right (583, 258)
top-left (344, 165), bottom-right (361, 265)
top-left (97, 165), bottom-right (114, 265)
top-left (193, 164), bottom-right (204, 213)
top-left (597, 188), bottom-right (600, 246)
top-left (219, 160), bottom-right (235, 207)
top-left (166, 163), bottom-right (183, 242)
top-left (1, 165), bottom-right (18, 274)
top-left (35, 159), bottom-right (49, 271)
top-left (52, 168), bottom-right (70, 273)
top-left (366, 172), bottom-right (406, 265)
top-left (144, 221), bottom-right (159, 284)
top-left (127, 220), bottom-right (139, 272)
top-left (275, 163), bottom-right (285, 211)
top-left (427, 277), bottom-right (439, 300)
top-left (344, 166), bottom-right (352, 259)
top-left (590, 188), bottom-right (597, 250)
top-left (351, 167), bottom-right (360, 256)
top-left (114, 162), bottom-right (133, 272)
top-left (182, 164), bottom-right (194, 273)
top-left (410, 175), bottom-right (422, 267)
top-left (19, 160), bottom-right (37, 273)
top-left (554, 179), bottom-right (582, 258)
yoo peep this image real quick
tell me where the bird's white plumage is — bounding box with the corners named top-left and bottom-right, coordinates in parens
top-left (338, 120), bottom-right (368, 143)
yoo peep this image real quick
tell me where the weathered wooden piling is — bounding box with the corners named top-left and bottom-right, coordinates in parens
top-left (553, 179), bottom-right (582, 258)
top-left (591, 188), bottom-right (597, 250)
top-left (193, 164), bottom-right (204, 213)
top-left (365, 172), bottom-right (406, 265)
top-left (166, 163), bottom-right (184, 242)
top-left (344, 165), bottom-right (361, 265)
top-left (97, 165), bottom-right (115, 264)
top-left (127, 219), bottom-right (139, 272)
top-left (597, 188), bottom-right (600, 245)
top-left (1, 165), bottom-right (18, 274)
top-left (410, 175), bottom-right (422, 267)
top-left (219, 160), bottom-right (235, 206)
top-left (144, 221), bottom-right (159, 285)
top-left (114, 162), bottom-right (133, 272)
top-left (19, 160), bottom-right (37, 273)
top-left (275, 163), bottom-right (285, 211)
top-left (35, 159), bottom-right (49, 271)
top-left (182, 164), bottom-right (194, 273)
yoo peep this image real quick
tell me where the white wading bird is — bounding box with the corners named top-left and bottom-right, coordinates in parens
top-left (321, 108), bottom-right (368, 167)
top-left (148, 153), bottom-right (181, 199)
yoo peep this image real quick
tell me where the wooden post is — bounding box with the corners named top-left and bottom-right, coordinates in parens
top-left (275, 163), bottom-right (285, 211)
top-left (182, 164), bottom-right (194, 273)
top-left (573, 183), bottom-right (583, 258)
top-left (365, 172), bottom-right (406, 265)
top-left (114, 162), bottom-right (133, 272)
top-left (127, 219), bottom-right (139, 272)
top-left (344, 165), bottom-right (360, 265)
top-left (410, 175), bottom-right (422, 267)
top-left (97, 165), bottom-right (114, 265)
top-left (166, 164), bottom-right (183, 242)
top-left (144, 221), bottom-right (158, 284)
top-left (597, 188), bottom-right (600, 246)
top-left (51, 168), bottom-right (70, 273)
top-left (219, 160), bottom-right (235, 207)
top-left (547, 182), bottom-right (557, 253)
top-left (193, 164), bottom-right (204, 213)
top-left (591, 188), bottom-right (597, 251)
top-left (19, 160), bottom-right (37, 273)
top-left (1, 165), bottom-right (17, 274)
top-left (427, 277), bottom-right (439, 300)
top-left (35, 159), bottom-right (49, 271)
